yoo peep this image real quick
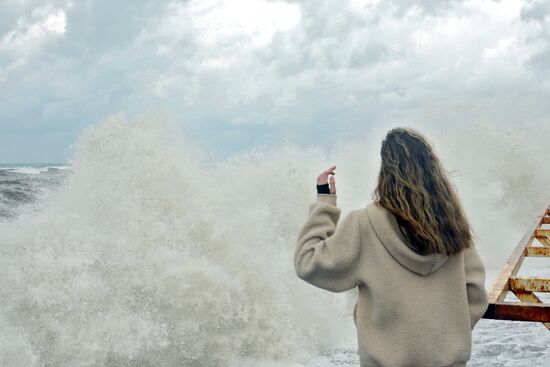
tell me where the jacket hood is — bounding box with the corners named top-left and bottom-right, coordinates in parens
top-left (366, 202), bottom-right (449, 275)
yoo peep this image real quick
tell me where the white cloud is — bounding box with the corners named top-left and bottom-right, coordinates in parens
top-left (186, 0), bottom-right (301, 47)
top-left (1, 7), bottom-right (66, 56)
top-left (41, 9), bottom-right (66, 34)
top-left (0, 0), bottom-right (549, 162)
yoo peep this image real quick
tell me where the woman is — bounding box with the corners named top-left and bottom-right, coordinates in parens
top-left (294, 127), bottom-right (488, 367)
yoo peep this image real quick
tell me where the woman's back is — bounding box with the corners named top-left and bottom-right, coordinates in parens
top-left (295, 196), bottom-right (488, 367)
top-left (356, 202), bottom-right (486, 366)
top-left (294, 127), bottom-right (488, 366)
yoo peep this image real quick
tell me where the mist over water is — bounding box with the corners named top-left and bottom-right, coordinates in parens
top-left (0, 117), bottom-right (352, 366)
top-left (1, 116), bottom-right (550, 366)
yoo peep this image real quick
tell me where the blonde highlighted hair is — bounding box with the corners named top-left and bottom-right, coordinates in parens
top-left (373, 127), bottom-right (473, 256)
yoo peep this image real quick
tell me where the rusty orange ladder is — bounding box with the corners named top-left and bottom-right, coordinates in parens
top-left (483, 204), bottom-right (550, 330)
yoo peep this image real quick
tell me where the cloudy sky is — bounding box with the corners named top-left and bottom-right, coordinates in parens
top-left (1, 0), bottom-right (549, 163)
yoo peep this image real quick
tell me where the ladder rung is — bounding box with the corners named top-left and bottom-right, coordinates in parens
top-left (509, 277), bottom-right (550, 293)
top-left (535, 229), bottom-right (550, 246)
top-left (526, 246), bottom-right (550, 257)
top-left (484, 302), bottom-right (550, 322)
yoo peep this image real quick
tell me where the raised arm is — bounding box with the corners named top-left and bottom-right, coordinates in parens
top-left (294, 194), bottom-right (361, 293)
top-left (463, 243), bottom-right (489, 329)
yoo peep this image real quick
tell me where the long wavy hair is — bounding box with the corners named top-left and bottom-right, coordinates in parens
top-left (373, 127), bottom-right (473, 256)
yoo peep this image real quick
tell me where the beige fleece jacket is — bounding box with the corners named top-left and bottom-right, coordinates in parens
top-left (295, 194), bottom-right (488, 367)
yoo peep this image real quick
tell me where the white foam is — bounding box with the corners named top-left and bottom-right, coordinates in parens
top-left (0, 116), bottom-right (348, 366)
top-left (1, 116), bottom-right (549, 366)
top-left (2, 165), bottom-right (69, 175)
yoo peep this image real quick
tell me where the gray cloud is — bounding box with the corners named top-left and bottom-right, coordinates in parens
top-left (0, 0), bottom-right (549, 162)
top-left (520, 0), bottom-right (550, 74)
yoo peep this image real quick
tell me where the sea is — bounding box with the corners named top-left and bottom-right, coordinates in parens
top-left (1, 117), bottom-right (549, 366)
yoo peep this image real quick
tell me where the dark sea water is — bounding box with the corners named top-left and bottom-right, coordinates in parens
top-left (0, 164), bottom-right (69, 220)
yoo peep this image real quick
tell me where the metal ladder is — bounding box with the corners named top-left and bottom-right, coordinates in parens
top-left (483, 204), bottom-right (550, 330)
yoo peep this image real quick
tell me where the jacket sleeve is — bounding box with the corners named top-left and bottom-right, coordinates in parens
top-left (294, 194), bottom-right (361, 293)
top-left (463, 243), bottom-right (489, 330)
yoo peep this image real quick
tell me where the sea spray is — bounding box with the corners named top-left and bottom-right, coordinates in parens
top-left (0, 116), bottom-right (351, 366)
top-left (2, 116), bottom-right (550, 366)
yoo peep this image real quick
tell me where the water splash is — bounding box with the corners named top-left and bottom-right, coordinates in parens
top-left (0, 116), bottom-right (349, 366)
top-left (2, 116), bottom-right (550, 366)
